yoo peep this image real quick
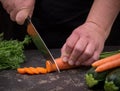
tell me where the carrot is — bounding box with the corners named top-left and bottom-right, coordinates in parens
top-left (95, 58), bottom-right (120, 72)
top-left (36, 67), bottom-right (47, 74)
top-left (92, 53), bottom-right (120, 67)
top-left (17, 68), bottom-right (26, 74)
top-left (17, 57), bottom-right (79, 75)
top-left (46, 57), bottom-right (78, 72)
top-left (17, 67), bottom-right (47, 74)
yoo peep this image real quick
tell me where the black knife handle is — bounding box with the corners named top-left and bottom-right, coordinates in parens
top-left (24, 16), bottom-right (31, 26)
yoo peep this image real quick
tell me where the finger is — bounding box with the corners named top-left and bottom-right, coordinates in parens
top-left (81, 51), bottom-right (100, 66)
top-left (9, 7), bottom-right (19, 22)
top-left (61, 44), bottom-right (70, 62)
top-left (16, 8), bottom-right (32, 25)
top-left (61, 32), bottom-right (79, 62)
top-left (63, 43), bottom-right (73, 56)
top-left (81, 57), bottom-right (95, 66)
top-left (68, 38), bottom-right (88, 65)
top-left (75, 42), bottom-right (95, 66)
top-left (10, 10), bottom-right (16, 21)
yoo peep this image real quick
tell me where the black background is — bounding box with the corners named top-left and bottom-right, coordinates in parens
top-left (0, 1), bottom-right (120, 49)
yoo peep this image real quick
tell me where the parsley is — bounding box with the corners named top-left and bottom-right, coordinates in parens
top-left (0, 33), bottom-right (31, 70)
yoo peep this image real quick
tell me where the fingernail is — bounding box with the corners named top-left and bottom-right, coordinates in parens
top-left (75, 61), bottom-right (80, 66)
top-left (68, 60), bottom-right (74, 65)
top-left (63, 57), bottom-right (68, 62)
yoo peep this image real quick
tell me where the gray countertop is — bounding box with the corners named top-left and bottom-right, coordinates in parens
top-left (0, 46), bottom-right (120, 91)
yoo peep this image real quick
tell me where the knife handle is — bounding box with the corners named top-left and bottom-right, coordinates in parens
top-left (24, 16), bottom-right (31, 26)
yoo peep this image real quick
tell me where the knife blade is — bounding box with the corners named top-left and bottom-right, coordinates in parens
top-left (25, 17), bottom-right (60, 73)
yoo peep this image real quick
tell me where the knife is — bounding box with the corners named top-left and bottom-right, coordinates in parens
top-left (25, 17), bottom-right (60, 73)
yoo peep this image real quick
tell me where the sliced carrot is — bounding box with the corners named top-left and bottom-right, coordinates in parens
top-left (17, 67), bottom-right (47, 74)
top-left (36, 67), bottom-right (47, 74)
top-left (95, 58), bottom-right (120, 72)
top-left (46, 61), bottom-right (56, 73)
top-left (17, 57), bottom-right (79, 75)
top-left (17, 68), bottom-right (26, 74)
top-left (29, 67), bottom-right (40, 74)
top-left (24, 67), bottom-right (34, 75)
top-left (92, 53), bottom-right (120, 67)
top-left (46, 57), bottom-right (78, 73)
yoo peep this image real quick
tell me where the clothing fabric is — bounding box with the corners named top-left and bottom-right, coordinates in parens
top-left (31, 0), bottom-right (93, 48)
top-left (0, 0), bottom-right (120, 49)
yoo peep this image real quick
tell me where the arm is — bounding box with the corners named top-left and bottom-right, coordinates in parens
top-left (86, 0), bottom-right (120, 40)
top-left (61, 0), bottom-right (120, 66)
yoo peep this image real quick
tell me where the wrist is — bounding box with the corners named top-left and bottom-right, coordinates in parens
top-left (85, 21), bottom-right (108, 40)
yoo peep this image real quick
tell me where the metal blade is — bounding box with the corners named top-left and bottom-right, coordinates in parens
top-left (25, 17), bottom-right (60, 73)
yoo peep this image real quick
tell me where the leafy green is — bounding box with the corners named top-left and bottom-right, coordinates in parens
top-left (85, 74), bottom-right (98, 88)
top-left (85, 67), bottom-right (110, 88)
top-left (104, 81), bottom-right (119, 91)
top-left (0, 34), bottom-right (31, 70)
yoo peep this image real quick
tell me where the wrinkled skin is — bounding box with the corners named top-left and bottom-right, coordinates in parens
top-left (0, 0), bottom-right (35, 25)
top-left (61, 22), bottom-right (106, 66)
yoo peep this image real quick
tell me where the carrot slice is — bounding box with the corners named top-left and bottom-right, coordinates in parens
top-left (95, 58), bottom-right (120, 72)
top-left (17, 68), bottom-right (26, 74)
top-left (24, 67), bottom-right (34, 74)
top-left (36, 67), bottom-right (47, 74)
top-left (29, 67), bottom-right (40, 74)
top-left (92, 53), bottom-right (120, 67)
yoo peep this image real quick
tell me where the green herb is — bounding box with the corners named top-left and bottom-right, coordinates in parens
top-left (85, 74), bottom-right (98, 88)
top-left (104, 81), bottom-right (119, 91)
top-left (0, 33), bottom-right (31, 70)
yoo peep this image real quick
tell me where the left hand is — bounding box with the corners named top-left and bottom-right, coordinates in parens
top-left (61, 22), bottom-right (106, 66)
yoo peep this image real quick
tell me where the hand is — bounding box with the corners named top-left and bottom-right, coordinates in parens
top-left (61, 22), bottom-right (106, 66)
top-left (0, 0), bottom-right (35, 25)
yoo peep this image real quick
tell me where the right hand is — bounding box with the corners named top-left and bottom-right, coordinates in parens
top-left (0, 0), bottom-right (35, 25)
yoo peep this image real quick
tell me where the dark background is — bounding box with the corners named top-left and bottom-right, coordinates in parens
top-left (0, 1), bottom-right (120, 49)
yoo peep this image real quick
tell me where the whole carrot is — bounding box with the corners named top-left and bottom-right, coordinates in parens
top-left (95, 58), bottom-right (120, 72)
top-left (92, 53), bottom-right (120, 67)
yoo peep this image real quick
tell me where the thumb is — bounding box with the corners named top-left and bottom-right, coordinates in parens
top-left (16, 8), bottom-right (33, 25)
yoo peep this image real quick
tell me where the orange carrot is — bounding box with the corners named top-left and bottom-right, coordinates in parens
top-left (36, 67), bottom-right (47, 74)
top-left (17, 67), bottom-right (47, 74)
top-left (46, 57), bottom-right (78, 72)
top-left (95, 58), bottom-right (120, 72)
top-left (92, 53), bottom-right (120, 67)
top-left (17, 57), bottom-right (79, 75)
top-left (17, 68), bottom-right (26, 74)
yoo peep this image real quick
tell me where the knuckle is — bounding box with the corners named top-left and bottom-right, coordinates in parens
top-left (65, 42), bottom-right (73, 50)
top-left (84, 51), bottom-right (93, 58)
